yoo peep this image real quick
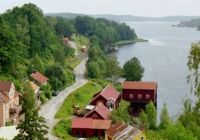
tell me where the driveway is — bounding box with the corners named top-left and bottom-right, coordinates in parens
top-left (39, 42), bottom-right (88, 140)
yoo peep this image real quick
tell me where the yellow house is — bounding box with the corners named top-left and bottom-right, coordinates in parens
top-left (105, 122), bottom-right (146, 140)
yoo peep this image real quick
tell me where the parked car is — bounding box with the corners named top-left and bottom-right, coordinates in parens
top-left (52, 91), bottom-right (59, 96)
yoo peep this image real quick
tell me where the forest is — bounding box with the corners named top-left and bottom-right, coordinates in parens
top-left (0, 3), bottom-right (137, 92)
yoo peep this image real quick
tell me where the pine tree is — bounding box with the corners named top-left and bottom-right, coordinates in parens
top-left (146, 101), bottom-right (157, 130)
top-left (14, 83), bottom-right (48, 140)
top-left (139, 110), bottom-right (149, 129)
top-left (159, 103), bottom-right (171, 129)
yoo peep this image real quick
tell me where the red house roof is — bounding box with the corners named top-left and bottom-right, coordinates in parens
top-left (123, 81), bottom-right (157, 90)
top-left (72, 118), bottom-right (111, 129)
top-left (91, 84), bottom-right (120, 104)
top-left (30, 71), bottom-right (48, 85)
top-left (106, 122), bottom-right (141, 139)
top-left (84, 103), bottom-right (110, 120)
top-left (0, 81), bottom-right (12, 91)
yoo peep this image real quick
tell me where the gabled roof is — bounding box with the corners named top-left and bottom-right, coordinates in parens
top-left (123, 81), bottom-right (157, 90)
top-left (0, 93), bottom-right (10, 103)
top-left (30, 71), bottom-right (48, 85)
top-left (29, 81), bottom-right (40, 92)
top-left (90, 84), bottom-right (120, 104)
top-left (106, 122), bottom-right (142, 139)
top-left (84, 103), bottom-right (110, 120)
top-left (72, 118), bottom-right (111, 130)
top-left (0, 81), bottom-right (12, 91)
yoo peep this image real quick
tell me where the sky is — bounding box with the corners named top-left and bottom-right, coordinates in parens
top-left (0, 0), bottom-right (200, 17)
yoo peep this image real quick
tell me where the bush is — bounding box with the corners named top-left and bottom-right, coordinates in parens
top-left (40, 93), bottom-right (48, 104)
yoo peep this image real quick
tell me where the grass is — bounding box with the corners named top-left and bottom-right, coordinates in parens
top-left (115, 38), bottom-right (148, 46)
top-left (53, 119), bottom-right (76, 140)
top-left (55, 80), bottom-right (107, 119)
top-left (66, 56), bottom-right (81, 70)
top-left (71, 34), bottom-right (89, 50)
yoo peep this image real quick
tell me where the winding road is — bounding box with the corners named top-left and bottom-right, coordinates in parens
top-left (39, 42), bottom-right (88, 140)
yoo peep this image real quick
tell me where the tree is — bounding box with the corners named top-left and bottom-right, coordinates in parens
top-left (106, 55), bottom-right (122, 82)
top-left (111, 100), bottom-right (132, 123)
top-left (178, 42), bottom-right (200, 138)
top-left (123, 57), bottom-right (144, 81)
top-left (139, 110), bottom-right (149, 129)
top-left (146, 101), bottom-right (157, 130)
top-left (14, 82), bottom-right (48, 140)
top-left (159, 103), bottom-right (171, 129)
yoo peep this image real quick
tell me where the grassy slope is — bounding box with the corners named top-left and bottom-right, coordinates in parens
top-left (55, 81), bottom-right (106, 119)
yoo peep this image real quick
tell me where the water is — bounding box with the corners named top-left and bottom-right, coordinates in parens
top-left (116, 21), bottom-right (200, 118)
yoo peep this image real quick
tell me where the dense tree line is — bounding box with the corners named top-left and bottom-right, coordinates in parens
top-left (178, 18), bottom-right (200, 31)
top-left (47, 16), bottom-right (137, 50)
top-left (0, 3), bottom-right (74, 90)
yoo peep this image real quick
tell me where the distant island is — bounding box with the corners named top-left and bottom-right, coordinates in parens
top-left (176, 18), bottom-right (200, 31)
top-left (46, 12), bottom-right (200, 22)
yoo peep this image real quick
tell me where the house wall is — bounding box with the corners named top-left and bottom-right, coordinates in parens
top-left (122, 89), bottom-right (156, 103)
top-left (105, 134), bottom-right (113, 140)
top-left (90, 96), bottom-right (107, 106)
top-left (0, 102), bottom-right (5, 127)
top-left (72, 128), bottom-right (105, 138)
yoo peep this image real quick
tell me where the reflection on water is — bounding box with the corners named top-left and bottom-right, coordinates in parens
top-left (116, 21), bottom-right (200, 119)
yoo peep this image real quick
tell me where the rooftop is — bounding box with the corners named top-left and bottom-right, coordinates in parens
top-left (72, 118), bottom-right (111, 130)
top-left (30, 71), bottom-right (48, 85)
top-left (84, 103), bottom-right (110, 120)
top-left (91, 84), bottom-right (120, 103)
top-left (0, 81), bottom-right (12, 91)
top-left (29, 81), bottom-right (40, 92)
top-left (123, 81), bottom-right (157, 90)
top-left (106, 122), bottom-right (142, 139)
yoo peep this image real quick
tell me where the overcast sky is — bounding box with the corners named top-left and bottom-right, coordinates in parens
top-left (0, 0), bottom-right (200, 17)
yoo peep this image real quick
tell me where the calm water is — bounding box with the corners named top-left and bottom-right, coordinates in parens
top-left (116, 21), bottom-right (200, 118)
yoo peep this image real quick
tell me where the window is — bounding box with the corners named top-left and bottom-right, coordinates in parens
top-left (138, 94), bottom-right (142, 98)
top-left (146, 94), bottom-right (150, 99)
top-left (129, 94), bottom-right (134, 99)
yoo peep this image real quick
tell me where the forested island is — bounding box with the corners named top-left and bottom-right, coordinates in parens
top-left (176, 18), bottom-right (200, 30)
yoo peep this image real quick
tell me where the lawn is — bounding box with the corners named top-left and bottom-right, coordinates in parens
top-left (55, 80), bottom-right (107, 119)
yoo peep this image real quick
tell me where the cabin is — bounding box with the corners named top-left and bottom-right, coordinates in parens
top-left (84, 103), bottom-right (110, 120)
top-left (90, 84), bottom-right (121, 110)
top-left (122, 81), bottom-right (157, 115)
top-left (0, 81), bottom-right (21, 127)
top-left (71, 118), bottom-right (111, 138)
top-left (105, 122), bottom-right (146, 140)
top-left (30, 71), bottom-right (48, 86)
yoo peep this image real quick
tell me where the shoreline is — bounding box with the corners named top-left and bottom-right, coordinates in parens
top-left (114, 38), bottom-right (148, 47)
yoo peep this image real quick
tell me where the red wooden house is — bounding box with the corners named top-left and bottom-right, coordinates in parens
top-left (122, 81), bottom-right (157, 115)
top-left (71, 118), bottom-right (111, 138)
top-left (90, 84), bottom-right (121, 110)
top-left (84, 103), bottom-right (110, 120)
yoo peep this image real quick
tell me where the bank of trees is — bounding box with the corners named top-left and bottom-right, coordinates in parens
top-left (0, 3), bottom-right (74, 90)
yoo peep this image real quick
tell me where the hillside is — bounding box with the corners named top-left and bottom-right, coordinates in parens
top-left (0, 4), bottom-right (75, 90)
